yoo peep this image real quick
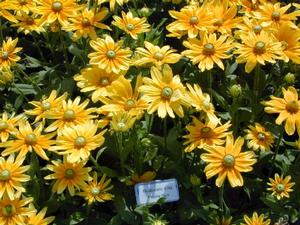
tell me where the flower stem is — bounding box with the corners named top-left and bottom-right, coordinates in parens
top-left (163, 118), bottom-right (167, 150)
top-left (219, 185), bottom-right (224, 212)
top-left (268, 126), bottom-right (284, 177)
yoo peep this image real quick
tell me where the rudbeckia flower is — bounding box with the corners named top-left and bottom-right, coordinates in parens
top-left (267, 173), bottom-right (295, 200)
top-left (241, 212), bottom-right (271, 225)
top-left (245, 123), bottom-right (274, 151)
top-left (0, 38), bottom-right (22, 68)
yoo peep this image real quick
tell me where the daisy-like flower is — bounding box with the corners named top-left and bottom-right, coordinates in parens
top-left (26, 207), bottom-right (55, 225)
top-left (79, 172), bottom-right (113, 205)
top-left (214, 216), bottom-right (233, 225)
top-left (139, 65), bottom-right (189, 118)
top-left (0, 196), bottom-right (35, 225)
top-left (182, 33), bottom-right (232, 71)
top-left (88, 36), bottom-right (132, 74)
top-left (134, 42), bottom-right (181, 68)
top-left (110, 111), bottom-right (136, 132)
top-left (45, 96), bottom-right (97, 133)
top-left (25, 90), bottom-right (68, 123)
top-left (34, 0), bottom-right (83, 26)
top-left (74, 66), bottom-right (123, 103)
top-left (201, 135), bottom-right (257, 187)
top-left (235, 17), bottom-right (272, 39)
top-left (50, 121), bottom-right (106, 163)
top-left (234, 31), bottom-right (284, 73)
top-left (186, 83), bottom-right (219, 124)
top-left (98, 0), bottom-right (129, 11)
top-left (0, 112), bottom-right (23, 142)
top-left (0, 37), bottom-right (22, 68)
top-left (98, 76), bottom-right (148, 119)
top-left (0, 1), bottom-right (18, 23)
top-left (0, 120), bottom-right (56, 160)
top-left (4, 0), bottom-right (36, 14)
top-left (11, 13), bottom-right (45, 35)
top-left (241, 212), bottom-right (271, 225)
top-left (263, 86), bottom-right (300, 135)
top-left (0, 67), bottom-right (14, 86)
top-left (208, 0), bottom-right (241, 34)
top-left (167, 5), bottom-right (213, 38)
top-left (274, 24), bottom-right (300, 64)
top-left (63, 8), bottom-right (111, 41)
top-left (253, 2), bottom-right (300, 29)
top-left (112, 11), bottom-right (150, 39)
top-left (0, 155), bottom-right (30, 200)
top-left (267, 173), bottom-right (295, 200)
top-left (44, 157), bottom-right (92, 196)
top-left (183, 117), bottom-right (231, 152)
top-left (245, 123), bottom-right (274, 151)
top-left (126, 171), bottom-right (156, 186)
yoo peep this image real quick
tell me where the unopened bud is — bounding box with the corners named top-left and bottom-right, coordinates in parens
top-left (229, 84), bottom-right (242, 97)
top-left (284, 73), bottom-right (295, 84)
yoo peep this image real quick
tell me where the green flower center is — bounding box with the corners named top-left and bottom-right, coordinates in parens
top-left (126, 23), bottom-right (135, 31)
top-left (253, 25), bottom-right (262, 34)
top-left (81, 18), bottom-right (91, 27)
top-left (223, 154), bottom-right (235, 167)
top-left (286, 100), bottom-right (299, 114)
top-left (161, 87), bottom-right (173, 99)
top-left (154, 52), bottom-right (164, 61)
top-left (106, 50), bottom-right (116, 59)
top-left (117, 122), bottom-right (126, 130)
top-left (189, 16), bottom-right (198, 25)
top-left (42, 101), bottom-right (51, 111)
top-left (257, 132), bottom-right (266, 141)
top-left (276, 183), bottom-right (285, 193)
top-left (202, 43), bottom-right (215, 56)
top-left (1, 51), bottom-right (9, 60)
top-left (25, 133), bottom-right (37, 145)
top-left (74, 136), bottom-right (86, 148)
top-left (125, 99), bottom-right (135, 108)
top-left (64, 109), bottom-right (76, 121)
top-left (254, 41), bottom-right (266, 54)
top-left (100, 77), bottom-right (109, 86)
top-left (64, 168), bottom-right (75, 179)
top-left (91, 187), bottom-right (100, 196)
top-left (2, 204), bottom-right (15, 217)
top-left (200, 126), bottom-right (212, 138)
top-left (272, 11), bottom-right (280, 21)
top-left (0, 170), bottom-right (11, 181)
top-left (0, 121), bottom-right (8, 131)
top-left (52, 1), bottom-right (63, 12)
top-left (213, 18), bottom-right (223, 26)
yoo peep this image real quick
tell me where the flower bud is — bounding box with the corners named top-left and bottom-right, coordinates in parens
top-left (139, 7), bottom-right (152, 17)
top-left (284, 73), bottom-right (295, 84)
top-left (190, 174), bottom-right (201, 186)
top-left (229, 84), bottom-right (242, 97)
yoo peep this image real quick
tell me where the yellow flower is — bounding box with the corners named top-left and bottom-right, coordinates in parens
top-left (63, 8), bottom-right (111, 41)
top-left (34, 0), bottom-right (82, 26)
top-left (50, 121), bottom-right (106, 163)
top-left (182, 33), bottom-right (232, 71)
top-left (79, 172), bottom-right (113, 205)
top-left (0, 196), bottom-right (35, 225)
top-left (267, 173), bottom-right (295, 200)
top-left (11, 13), bottom-right (45, 35)
top-left (44, 157), bottom-right (92, 196)
top-left (134, 42), bottom-right (181, 68)
top-left (186, 83), bottom-right (219, 124)
top-left (183, 117), bottom-right (231, 152)
top-left (26, 207), bottom-right (55, 225)
top-left (201, 135), bottom-right (257, 187)
top-left (263, 86), bottom-right (300, 135)
top-left (88, 36), bottom-right (132, 74)
top-left (0, 67), bottom-right (14, 86)
top-left (0, 37), bottom-right (22, 68)
top-left (110, 111), bottom-right (136, 132)
top-left (253, 2), bottom-right (300, 28)
top-left (1, 120), bottom-right (56, 160)
top-left (112, 11), bottom-right (150, 39)
top-left (97, 76), bottom-right (148, 118)
top-left (234, 31), bottom-right (284, 73)
top-left (241, 212), bottom-right (271, 225)
top-left (25, 90), bottom-right (68, 123)
top-left (45, 96), bottom-right (97, 133)
top-left (4, 0), bottom-right (37, 14)
top-left (214, 216), bottom-right (234, 225)
top-left (0, 1), bottom-right (18, 23)
top-left (139, 65), bottom-right (188, 118)
top-left (74, 66), bottom-right (122, 103)
top-left (126, 171), bottom-right (156, 185)
top-left (0, 155), bottom-right (30, 200)
top-left (274, 24), bottom-right (300, 64)
top-left (167, 5), bottom-right (213, 38)
top-left (245, 123), bottom-right (274, 151)
top-left (0, 112), bottom-right (23, 142)
top-left (98, 0), bottom-right (129, 11)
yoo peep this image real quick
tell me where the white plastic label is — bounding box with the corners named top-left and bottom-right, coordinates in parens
top-left (134, 178), bottom-right (179, 205)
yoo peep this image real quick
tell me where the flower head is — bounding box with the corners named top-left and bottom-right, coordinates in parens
top-left (245, 123), bottom-right (274, 151)
top-left (26, 207), bottom-right (55, 225)
top-left (0, 37), bottom-right (22, 68)
top-left (0, 112), bottom-right (23, 142)
top-left (267, 173), bottom-right (295, 200)
top-left (241, 212), bottom-right (271, 225)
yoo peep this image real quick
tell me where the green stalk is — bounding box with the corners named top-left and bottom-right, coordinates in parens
top-left (59, 30), bottom-right (70, 65)
top-left (268, 126), bottom-right (284, 177)
top-left (219, 185), bottom-right (224, 212)
top-left (17, 66), bottom-right (41, 91)
top-left (89, 154), bottom-right (100, 171)
top-left (163, 118), bottom-right (167, 150)
top-left (116, 132), bottom-right (124, 173)
top-left (207, 70), bottom-right (213, 99)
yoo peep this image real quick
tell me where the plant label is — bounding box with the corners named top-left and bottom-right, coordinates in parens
top-left (134, 178), bottom-right (179, 205)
